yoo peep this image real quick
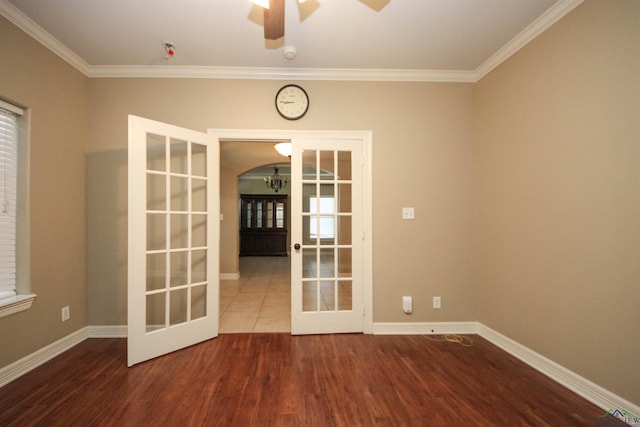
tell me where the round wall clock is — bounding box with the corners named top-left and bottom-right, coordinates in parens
top-left (275, 84), bottom-right (309, 120)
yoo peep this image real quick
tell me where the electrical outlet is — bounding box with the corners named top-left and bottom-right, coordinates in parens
top-left (433, 296), bottom-right (441, 309)
top-left (61, 306), bottom-right (70, 322)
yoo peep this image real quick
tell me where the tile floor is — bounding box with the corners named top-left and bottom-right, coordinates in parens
top-left (219, 256), bottom-right (291, 333)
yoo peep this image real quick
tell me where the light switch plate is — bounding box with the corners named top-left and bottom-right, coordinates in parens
top-left (402, 207), bottom-right (415, 220)
top-left (433, 296), bottom-right (441, 309)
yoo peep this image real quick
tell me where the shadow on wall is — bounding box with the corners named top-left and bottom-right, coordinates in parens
top-left (86, 149), bottom-right (128, 326)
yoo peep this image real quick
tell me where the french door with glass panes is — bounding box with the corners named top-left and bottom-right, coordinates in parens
top-left (127, 116), bottom-right (219, 367)
top-left (290, 138), bottom-right (364, 334)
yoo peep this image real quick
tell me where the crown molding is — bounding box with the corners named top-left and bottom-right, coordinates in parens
top-left (474, 0), bottom-right (584, 81)
top-left (3, 0), bottom-right (583, 83)
top-left (87, 65), bottom-right (477, 82)
top-left (0, 0), bottom-right (91, 76)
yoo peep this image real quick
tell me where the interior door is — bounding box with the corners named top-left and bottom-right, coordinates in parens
top-left (290, 138), bottom-right (363, 334)
top-left (128, 115), bottom-right (219, 366)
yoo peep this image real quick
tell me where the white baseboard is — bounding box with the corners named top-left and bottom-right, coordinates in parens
top-left (0, 327), bottom-right (88, 388)
top-left (220, 272), bottom-right (240, 280)
top-left (372, 321), bottom-right (478, 335)
top-left (87, 325), bottom-right (127, 338)
top-left (477, 324), bottom-right (640, 418)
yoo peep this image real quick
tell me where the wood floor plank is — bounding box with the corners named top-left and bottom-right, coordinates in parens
top-left (0, 334), bottom-right (611, 426)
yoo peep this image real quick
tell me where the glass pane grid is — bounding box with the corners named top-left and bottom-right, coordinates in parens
top-left (166, 172), bottom-right (189, 178)
top-left (145, 136), bottom-right (210, 333)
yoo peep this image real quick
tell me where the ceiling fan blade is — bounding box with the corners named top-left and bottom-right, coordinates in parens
top-left (264, 0), bottom-right (285, 40)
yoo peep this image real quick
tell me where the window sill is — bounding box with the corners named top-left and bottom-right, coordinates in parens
top-left (0, 294), bottom-right (37, 318)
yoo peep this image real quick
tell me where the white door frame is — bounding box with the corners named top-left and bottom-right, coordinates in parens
top-left (209, 129), bottom-right (373, 334)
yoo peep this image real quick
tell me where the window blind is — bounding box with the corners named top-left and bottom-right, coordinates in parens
top-left (0, 102), bottom-right (21, 300)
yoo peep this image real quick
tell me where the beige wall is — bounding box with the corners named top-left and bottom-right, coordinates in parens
top-left (0, 16), bottom-right (88, 366)
top-left (220, 165), bottom-right (240, 275)
top-left (475, 0), bottom-right (640, 404)
top-left (86, 78), bottom-right (477, 327)
top-left (2, 0), bottom-right (637, 408)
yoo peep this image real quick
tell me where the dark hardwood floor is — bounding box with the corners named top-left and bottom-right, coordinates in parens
top-left (0, 334), bottom-right (618, 426)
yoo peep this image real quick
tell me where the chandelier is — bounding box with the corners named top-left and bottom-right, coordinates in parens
top-left (264, 166), bottom-right (288, 193)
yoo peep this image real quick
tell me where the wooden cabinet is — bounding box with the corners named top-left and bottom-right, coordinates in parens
top-left (240, 194), bottom-right (288, 256)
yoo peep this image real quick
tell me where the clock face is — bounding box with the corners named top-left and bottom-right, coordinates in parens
top-left (275, 85), bottom-right (309, 120)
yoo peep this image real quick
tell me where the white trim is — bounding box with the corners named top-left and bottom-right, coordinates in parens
top-left (87, 325), bottom-right (127, 338)
top-left (0, 0), bottom-right (90, 76)
top-left (1, 0), bottom-right (582, 83)
top-left (220, 272), bottom-right (240, 280)
top-left (0, 327), bottom-right (88, 388)
top-left (0, 294), bottom-right (36, 319)
top-left (474, 0), bottom-right (584, 80)
top-left (477, 324), bottom-right (640, 418)
top-left (87, 65), bottom-right (477, 82)
top-left (373, 321), bottom-right (479, 335)
top-left (0, 99), bottom-right (24, 115)
top-left (361, 131), bottom-right (373, 334)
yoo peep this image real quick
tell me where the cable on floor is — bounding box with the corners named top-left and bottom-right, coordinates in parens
top-left (424, 334), bottom-right (474, 347)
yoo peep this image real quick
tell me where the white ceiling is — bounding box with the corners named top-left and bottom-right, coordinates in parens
top-left (1, 0), bottom-right (583, 81)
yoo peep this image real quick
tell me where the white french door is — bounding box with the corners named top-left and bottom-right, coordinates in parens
top-left (290, 138), bottom-right (364, 334)
top-left (128, 116), bottom-right (219, 367)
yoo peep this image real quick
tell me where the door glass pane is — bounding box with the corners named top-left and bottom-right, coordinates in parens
top-left (192, 214), bottom-right (207, 248)
top-left (192, 249), bottom-right (207, 283)
top-left (170, 176), bottom-right (188, 211)
top-left (338, 216), bottom-right (352, 245)
top-left (338, 183), bottom-right (351, 213)
top-left (192, 178), bottom-right (207, 212)
top-left (318, 186), bottom-right (335, 211)
top-left (147, 253), bottom-right (166, 291)
top-left (192, 143), bottom-right (207, 177)
top-left (319, 151), bottom-right (334, 180)
top-left (319, 248), bottom-right (335, 278)
top-left (146, 293), bottom-right (166, 332)
top-left (317, 217), bottom-right (335, 245)
top-left (246, 202), bottom-right (252, 228)
top-left (302, 215), bottom-right (314, 245)
top-left (147, 213), bottom-right (166, 251)
top-left (302, 281), bottom-right (318, 312)
top-left (170, 288), bottom-right (188, 325)
top-left (191, 285), bottom-right (207, 320)
top-left (147, 174), bottom-right (166, 211)
top-left (320, 280), bottom-right (335, 311)
top-left (170, 251), bottom-right (188, 287)
top-left (302, 247), bottom-right (317, 278)
top-left (309, 195), bottom-right (336, 244)
top-left (337, 151), bottom-right (351, 180)
top-left (146, 133), bottom-right (166, 172)
top-left (170, 214), bottom-right (188, 249)
top-left (302, 150), bottom-right (316, 179)
top-left (170, 138), bottom-right (188, 174)
top-left (337, 248), bottom-right (352, 277)
top-left (303, 184), bottom-right (315, 213)
top-left (338, 280), bottom-right (352, 310)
